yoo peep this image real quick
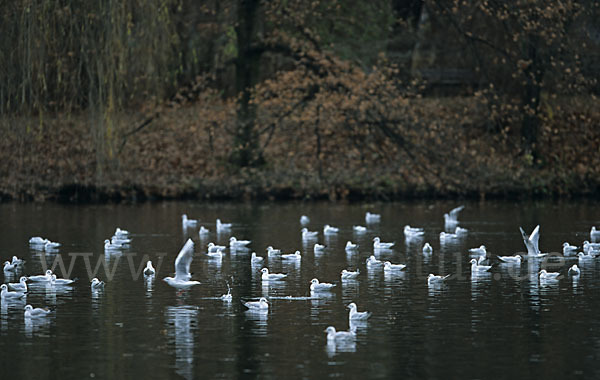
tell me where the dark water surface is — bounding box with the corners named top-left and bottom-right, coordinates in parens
top-left (1, 200), bottom-right (599, 379)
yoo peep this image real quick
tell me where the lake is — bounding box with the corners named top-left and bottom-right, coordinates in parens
top-left (1, 200), bottom-right (599, 379)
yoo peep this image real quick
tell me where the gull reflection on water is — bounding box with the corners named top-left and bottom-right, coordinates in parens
top-left (244, 308), bottom-right (268, 336)
top-left (165, 305), bottom-right (199, 380)
top-left (144, 274), bottom-right (155, 295)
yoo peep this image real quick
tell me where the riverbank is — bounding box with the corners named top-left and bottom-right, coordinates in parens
top-left (2, 96), bottom-right (599, 203)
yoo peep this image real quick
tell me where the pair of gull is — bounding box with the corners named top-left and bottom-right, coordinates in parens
top-left (3, 256), bottom-right (25, 272)
top-left (324, 303), bottom-right (372, 344)
top-left (182, 214), bottom-right (232, 236)
top-left (28, 236), bottom-right (61, 251)
top-left (365, 255), bottom-right (406, 272)
top-left (259, 267), bottom-right (335, 293)
top-left (104, 227), bottom-right (132, 251)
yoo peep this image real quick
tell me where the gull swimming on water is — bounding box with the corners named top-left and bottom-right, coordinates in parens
top-left (345, 241), bottom-right (358, 251)
top-left (470, 259), bottom-right (492, 272)
top-left (111, 235), bottom-right (131, 246)
top-left (324, 225), bottom-right (339, 234)
top-left (8, 277), bottom-right (28, 292)
top-left (324, 326), bottom-right (356, 343)
top-left (198, 226), bottom-right (210, 237)
top-left (539, 269), bottom-right (560, 281)
top-left (301, 228), bottom-right (318, 240)
top-left (300, 215), bottom-right (310, 225)
top-left (469, 245), bottom-right (487, 256)
top-left (427, 273), bottom-right (451, 285)
top-left (114, 227), bottom-right (129, 237)
top-left (267, 246), bottom-right (281, 256)
top-left (91, 278), bottom-right (105, 290)
top-left (373, 237), bottom-right (394, 250)
top-left (281, 251), bottom-right (301, 260)
top-left (568, 265), bottom-right (581, 276)
top-left (404, 225), bottom-right (424, 239)
top-left (366, 255), bottom-right (382, 266)
top-left (365, 212), bottom-right (381, 224)
top-left (497, 254), bottom-right (522, 264)
top-left (353, 225), bottom-right (367, 233)
top-left (422, 243), bottom-right (433, 254)
top-left (3, 261), bottom-right (17, 272)
top-left (310, 278), bottom-right (336, 292)
top-left (578, 252), bottom-right (595, 263)
top-left (260, 268), bottom-right (287, 281)
top-left (444, 205), bottom-right (464, 228)
top-left (243, 297), bottom-right (269, 311)
top-left (24, 305), bottom-right (51, 318)
top-left (144, 261), bottom-right (156, 276)
top-left (44, 240), bottom-right (61, 250)
top-left (216, 219), bottom-right (232, 233)
top-left (563, 242), bottom-right (578, 256)
top-left (591, 226), bottom-right (600, 243)
top-left (181, 214), bottom-right (198, 228)
top-left (583, 241), bottom-right (600, 254)
top-left (104, 239), bottom-right (123, 251)
top-left (11, 256), bottom-right (25, 266)
top-left (230, 237), bottom-right (251, 248)
top-left (207, 249), bottom-right (223, 259)
top-left (29, 237), bottom-right (48, 245)
top-left (341, 269), bottom-right (360, 280)
top-left (347, 302), bottom-right (371, 320)
top-left (251, 252), bottom-right (264, 264)
top-left (1, 284), bottom-right (26, 300)
top-left (163, 239), bottom-right (201, 289)
top-left (383, 261), bottom-right (406, 271)
top-left (455, 226), bottom-right (468, 234)
top-left (207, 242), bottom-right (226, 254)
top-left (28, 270), bottom-right (53, 282)
top-left (439, 231), bottom-right (459, 241)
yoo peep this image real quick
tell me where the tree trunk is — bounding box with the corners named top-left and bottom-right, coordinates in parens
top-left (229, 0), bottom-right (264, 168)
top-left (521, 37), bottom-right (544, 161)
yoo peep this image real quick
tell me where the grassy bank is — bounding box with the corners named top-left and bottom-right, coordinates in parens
top-left (1, 95), bottom-right (599, 203)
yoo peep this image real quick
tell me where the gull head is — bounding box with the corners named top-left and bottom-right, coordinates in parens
top-left (324, 326), bottom-right (336, 334)
top-left (0, 284), bottom-right (7, 291)
top-left (373, 237), bottom-right (380, 243)
top-left (469, 259), bottom-right (478, 265)
top-left (260, 268), bottom-right (269, 274)
top-left (20, 276), bottom-right (28, 283)
top-left (45, 270), bottom-right (53, 276)
top-left (539, 270), bottom-right (548, 276)
top-left (347, 302), bottom-right (357, 311)
top-left (230, 237), bottom-right (236, 243)
top-left (427, 274), bottom-right (435, 280)
top-left (259, 297), bottom-right (268, 305)
top-left (301, 228), bottom-right (308, 233)
top-left (24, 305), bottom-right (33, 312)
top-left (310, 278), bottom-right (319, 285)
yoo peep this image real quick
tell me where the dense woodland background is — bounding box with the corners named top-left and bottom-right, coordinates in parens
top-left (1, 0), bottom-right (599, 202)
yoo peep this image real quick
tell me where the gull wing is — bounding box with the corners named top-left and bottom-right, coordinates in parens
top-left (519, 227), bottom-right (534, 255)
top-left (529, 225), bottom-right (540, 254)
top-left (448, 206), bottom-right (465, 219)
top-left (174, 239), bottom-right (195, 281)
